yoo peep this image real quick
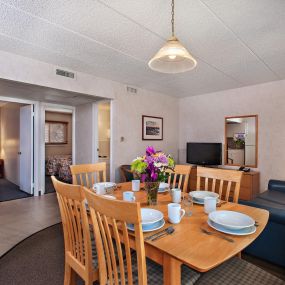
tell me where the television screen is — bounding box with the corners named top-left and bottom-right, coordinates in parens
top-left (187, 142), bottom-right (222, 165)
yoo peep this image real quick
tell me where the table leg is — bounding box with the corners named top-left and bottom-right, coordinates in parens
top-left (163, 254), bottom-right (182, 285)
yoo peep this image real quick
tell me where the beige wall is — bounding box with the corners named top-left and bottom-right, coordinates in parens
top-left (112, 86), bottom-right (179, 182)
top-left (179, 79), bottom-right (285, 191)
top-left (45, 111), bottom-right (72, 157)
top-left (0, 103), bottom-right (22, 185)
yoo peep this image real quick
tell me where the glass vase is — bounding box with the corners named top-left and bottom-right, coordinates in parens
top-left (145, 181), bottom-right (160, 206)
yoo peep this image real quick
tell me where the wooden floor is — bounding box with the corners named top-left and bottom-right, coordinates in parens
top-left (0, 193), bottom-right (61, 257)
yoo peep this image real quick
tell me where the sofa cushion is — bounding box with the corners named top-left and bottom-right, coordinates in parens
top-left (268, 179), bottom-right (285, 193)
top-left (241, 198), bottom-right (285, 225)
top-left (259, 190), bottom-right (285, 205)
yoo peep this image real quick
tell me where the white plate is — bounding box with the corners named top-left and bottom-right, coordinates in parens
top-left (209, 210), bottom-right (255, 230)
top-left (93, 182), bottom-right (116, 189)
top-left (208, 219), bottom-right (256, 236)
top-left (190, 191), bottom-right (219, 201)
top-left (158, 188), bottom-right (169, 193)
top-left (193, 198), bottom-right (220, 205)
top-left (127, 218), bottom-right (165, 232)
top-left (158, 183), bottom-right (169, 193)
top-left (141, 208), bottom-right (164, 225)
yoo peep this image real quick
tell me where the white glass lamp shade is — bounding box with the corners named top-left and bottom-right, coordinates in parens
top-left (148, 37), bottom-right (197, 73)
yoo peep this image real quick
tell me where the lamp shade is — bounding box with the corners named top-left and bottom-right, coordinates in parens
top-left (148, 37), bottom-right (197, 73)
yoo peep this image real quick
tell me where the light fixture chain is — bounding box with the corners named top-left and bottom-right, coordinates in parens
top-left (171, 0), bottom-right (175, 37)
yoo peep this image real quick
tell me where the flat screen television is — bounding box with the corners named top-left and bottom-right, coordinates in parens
top-left (186, 142), bottom-right (222, 166)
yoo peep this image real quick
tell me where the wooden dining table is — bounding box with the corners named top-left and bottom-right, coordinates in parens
top-left (107, 182), bottom-right (269, 285)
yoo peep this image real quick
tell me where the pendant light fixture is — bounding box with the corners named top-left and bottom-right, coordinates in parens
top-left (148, 0), bottom-right (197, 73)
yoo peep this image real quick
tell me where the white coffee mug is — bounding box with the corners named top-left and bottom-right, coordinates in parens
top-left (168, 203), bottom-right (185, 224)
top-left (132, 180), bottom-right (140, 192)
top-left (93, 183), bottom-right (106, 195)
top-left (123, 191), bottom-right (136, 202)
top-left (204, 197), bottom-right (217, 214)
top-left (171, 188), bottom-right (182, 203)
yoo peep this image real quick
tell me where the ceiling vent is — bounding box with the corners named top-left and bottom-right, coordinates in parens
top-left (126, 86), bottom-right (137, 94)
top-left (56, 69), bottom-right (75, 79)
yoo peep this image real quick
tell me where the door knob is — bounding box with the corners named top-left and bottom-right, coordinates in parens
top-left (18, 152), bottom-right (22, 155)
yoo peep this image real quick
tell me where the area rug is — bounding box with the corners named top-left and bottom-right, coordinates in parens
top-left (0, 224), bottom-right (85, 285)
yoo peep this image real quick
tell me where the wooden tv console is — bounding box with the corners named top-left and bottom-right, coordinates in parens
top-left (189, 167), bottom-right (260, 201)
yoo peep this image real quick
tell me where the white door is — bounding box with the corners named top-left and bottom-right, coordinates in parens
top-left (19, 105), bottom-right (34, 194)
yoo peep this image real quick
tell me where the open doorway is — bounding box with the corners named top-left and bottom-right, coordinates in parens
top-left (98, 102), bottom-right (111, 180)
top-left (45, 110), bottom-right (73, 193)
top-left (0, 101), bottom-right (34, 202)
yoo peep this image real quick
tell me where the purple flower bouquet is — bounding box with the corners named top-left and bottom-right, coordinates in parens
top-left (131, 146), bottom-right (175, 205)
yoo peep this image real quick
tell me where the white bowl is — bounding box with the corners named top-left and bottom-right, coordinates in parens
top-left (93, 182), bottom-right (116, 189)
top-left (208, 219), bottom-right (256, 236)
top-left (159, 182), bottom-right (169, 189)
top-left (209, 210), bottom-right (255, 230)
top-left (190, 190), bottom-right (219, 201)
top-left (141, 208), bottom-right (164, 225)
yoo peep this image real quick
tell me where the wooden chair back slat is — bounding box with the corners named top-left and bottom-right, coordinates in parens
top-left (226, 181), bottom-right (232, 202)
top-left (178, 174), bottom-right (183, 189)
top-left (102, 214), bottom-right (119, 285)
top-left (122, 221), bottom-right (134, 284)
top-left (219, 180), bottom-right (224, 198)
top-left (168, 165), bottom-right (192, 193)
top-left (111, 218), bottom-right (126, 285)
top-left (197, 176), bottom-right (201, 190)
top-left (205, 177), bottom-right (209, 191)
top-left (51, 176), bottom-right (97, 283)
top-left (70, 163), bottom-right (107, 187)
top-left (84, 188), bottom-right (147, 285)
top-left (211, 179), bottom-right (216, 192)
top-left (196, 167), bottom-right (243, 203)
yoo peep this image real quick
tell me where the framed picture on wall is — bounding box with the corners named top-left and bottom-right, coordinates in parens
top-left (142, 115), bottom-right (163, 140)
top-left (45, 121), bottom-right (68, 144)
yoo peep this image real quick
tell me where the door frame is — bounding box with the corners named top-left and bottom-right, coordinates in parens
top-left (0, 96), bottom-right (39, 195)
top-left (40, 103), bottom-right (76, 195)
top-left (94, 100), bottom-right (113, 180)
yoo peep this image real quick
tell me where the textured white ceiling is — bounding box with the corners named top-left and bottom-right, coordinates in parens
top-left (0, 0), bottom-right (284, 97)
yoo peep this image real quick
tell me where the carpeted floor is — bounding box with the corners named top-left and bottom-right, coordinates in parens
top-left (0, 178), bottom-right (32, 202)
top-left (0, 224), bottom-right (87, 285)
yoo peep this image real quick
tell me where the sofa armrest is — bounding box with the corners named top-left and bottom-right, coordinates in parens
top-left (268, 179), bottom-right (285, 193)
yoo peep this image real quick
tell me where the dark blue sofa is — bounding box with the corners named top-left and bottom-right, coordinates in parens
top-left (240, 180), bottom-right (285, 268)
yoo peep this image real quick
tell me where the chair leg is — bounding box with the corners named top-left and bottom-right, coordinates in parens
top-left (64, 264), bottom-right (76, 285)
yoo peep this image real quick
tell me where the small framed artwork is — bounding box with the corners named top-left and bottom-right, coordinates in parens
top-left (142, 115), bottom-right (163, 140)
top-left (45, 121), bottom-right (68, 144)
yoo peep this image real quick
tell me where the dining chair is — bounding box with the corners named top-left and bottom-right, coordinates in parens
top-left (51, 176), bottom-right (98, 285)
top-left (70, 162), bottom-right (106, 188)
top-left (196, 167), bottom-right (243, 203)
top-left (168, 164), bottom-right (192, 193)
top-left (84, 188), bottom-right (201, 285)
